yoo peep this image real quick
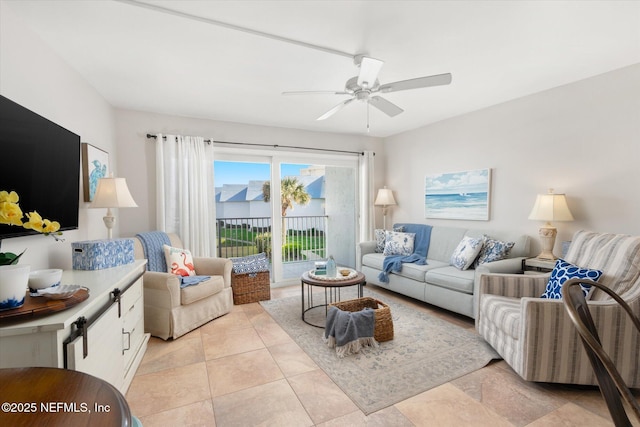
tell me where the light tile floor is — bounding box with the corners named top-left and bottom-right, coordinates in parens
top-left (126, 284), bottom-right (635, 426)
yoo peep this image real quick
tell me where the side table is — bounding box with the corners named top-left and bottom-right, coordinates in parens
top-left (522, 257), bottom-right (556, 273)
top-left (300, 270), bottom-right (366, 328)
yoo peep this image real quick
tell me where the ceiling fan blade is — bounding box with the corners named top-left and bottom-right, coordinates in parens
top-left (369, 96), bottom-right (404, 117)
top-left (317, 98), bottom-right (354, 121)
top-left (357, 56), bottom-right (384, 89)
top-left (378, 73), bottom-right (452, 93)
top-left (282, 90), bottom-right (349, 95)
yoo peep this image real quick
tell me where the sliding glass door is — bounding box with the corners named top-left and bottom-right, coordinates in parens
top-left (214, 151), bottom-right (358, 284)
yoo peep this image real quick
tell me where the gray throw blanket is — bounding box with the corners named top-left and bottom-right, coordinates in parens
top-left (324, 306), bottom-right (378, 357)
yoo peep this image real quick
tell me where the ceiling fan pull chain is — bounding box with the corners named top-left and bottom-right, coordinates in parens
top-left (367, 101), bottom-right (370, 132)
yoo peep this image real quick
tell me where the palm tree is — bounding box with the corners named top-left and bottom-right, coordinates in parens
top-left (262, 177), bottom-right (311, 244)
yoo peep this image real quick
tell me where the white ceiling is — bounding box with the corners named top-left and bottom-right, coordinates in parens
top-left (5, 0), bottom-right (640, 137)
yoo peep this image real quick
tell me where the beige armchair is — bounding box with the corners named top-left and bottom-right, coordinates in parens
top-left (133, 233), bottom-right (233, 340)
top-left (476, 230), bottom-right (640, 386)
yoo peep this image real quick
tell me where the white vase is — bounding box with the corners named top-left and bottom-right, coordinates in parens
top-left (0, 264), bottom-right (30, 310)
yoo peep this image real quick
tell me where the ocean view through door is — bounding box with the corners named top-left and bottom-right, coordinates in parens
top-left (214, 155), bottom-right (357, 284)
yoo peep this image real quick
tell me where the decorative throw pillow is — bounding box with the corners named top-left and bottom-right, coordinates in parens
top-left (163, 244), bottom-right (196, 277)
top-left (383, 231), bottom-right (415, 256)
top-left (450, 236), bottom-right (485, 270)
top-left (374, 226), bottom-right (406, 253)
top-left (374, 229), bottom-right (386, 253)
top-left (541, 258), bottom-right (603, 300)
top-left (473, 236), bottom-right (515, 268)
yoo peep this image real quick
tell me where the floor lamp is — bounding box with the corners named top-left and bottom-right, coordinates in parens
top-left (375, 187), bottom-right (397, 230)
top-left (528, 189), bottom-right (574, 260)
top-left (90, 177), bottom-right (138, 239)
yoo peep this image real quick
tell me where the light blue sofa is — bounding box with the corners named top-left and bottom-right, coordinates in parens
top-left (357, 223), bottom-right (531, 319)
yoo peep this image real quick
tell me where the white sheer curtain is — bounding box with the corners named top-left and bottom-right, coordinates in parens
top-left (155, 133), bottom-right (216, 256)
top-left (359, 151), bottom-right (376, 241)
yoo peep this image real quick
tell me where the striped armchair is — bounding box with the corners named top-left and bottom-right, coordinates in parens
top-left (476, 230), bottom-right (640, 386)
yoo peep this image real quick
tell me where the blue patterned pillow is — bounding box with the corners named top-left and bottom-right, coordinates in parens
top-left (541, 259), bottom-right (603, 300)
top-left (374, 226), bottom-right (405, 253)
top-left (231, 253), bottom-right (269, 274)
top-left (383, 231), bottom-right (415, 256)
top-left (450, 236), bottom-right (484, 270)
top-left (473, 236), bottom-right (514, 268)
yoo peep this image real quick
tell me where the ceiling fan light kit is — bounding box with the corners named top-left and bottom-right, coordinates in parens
top-left (284, 54), bottom-right (452, 130)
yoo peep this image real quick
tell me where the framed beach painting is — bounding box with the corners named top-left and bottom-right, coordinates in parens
top-left (82, 143), bottom-right (109, 202)
top-left (424, 168), bottom-right (491, 220)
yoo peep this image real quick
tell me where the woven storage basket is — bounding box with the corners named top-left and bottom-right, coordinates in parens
top-left (329, 297), bottom-right (393, 342)
top-left (231, 271), bottom-right (270, 304)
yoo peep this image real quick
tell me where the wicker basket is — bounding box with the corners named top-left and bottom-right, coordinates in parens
top-left (231, 271), bottom-right (270, 304)
top-left (329, 297), bottom-right (394, 342)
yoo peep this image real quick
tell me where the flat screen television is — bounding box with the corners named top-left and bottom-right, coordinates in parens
top-left (0, 95), bottom-right (81, 239)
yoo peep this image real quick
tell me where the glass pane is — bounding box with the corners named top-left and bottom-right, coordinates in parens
top-left (214, 161), bottom-right (272, 267)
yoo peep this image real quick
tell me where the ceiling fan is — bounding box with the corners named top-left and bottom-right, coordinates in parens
top-left (283, 55), bottom-right (452, 129)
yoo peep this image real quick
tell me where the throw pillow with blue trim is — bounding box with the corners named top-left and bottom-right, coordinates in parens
top-left (473, 236), bottom-right (515, 268)
top-left (541, 258), bottom-right (603, 300)
top-left (383, 231), bottom-right (415, 256)
top-left (450, 236), bottom-right (484, 270)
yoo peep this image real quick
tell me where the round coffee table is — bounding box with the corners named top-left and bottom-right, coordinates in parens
top-left (301, 270), bottom-right (366, 328)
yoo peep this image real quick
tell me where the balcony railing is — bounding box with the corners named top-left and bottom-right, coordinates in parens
top-left (216, 216), bottom-right (327, 263)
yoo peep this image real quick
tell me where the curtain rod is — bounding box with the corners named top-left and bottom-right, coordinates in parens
top-left (146, 134), bottom-right (366, 156)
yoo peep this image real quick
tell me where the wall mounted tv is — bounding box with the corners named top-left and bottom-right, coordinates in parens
top-left (0, 95), bottom-right (81, 240)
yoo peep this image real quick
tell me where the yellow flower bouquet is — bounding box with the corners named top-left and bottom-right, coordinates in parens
top-left (0, 190), bottom-right (63, 265)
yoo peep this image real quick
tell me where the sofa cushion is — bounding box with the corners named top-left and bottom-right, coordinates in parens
top-left (383, 231), bottom-right (415, 256)
top-left (541, 258), bottom-right (602, 300)
top-left (450, 235), bottom-right (484, 270)
top-left (362, 253), bottom-right (447, 282)
top-left (425, 266), bottom-right (476, 294)
top-left (480, 294), bottom-right (521, 340)
top-left (181, 275), bottom-right (224, 305)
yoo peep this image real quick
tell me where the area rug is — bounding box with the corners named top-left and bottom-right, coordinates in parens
top-left (261, 288), bottom-right (500, 415)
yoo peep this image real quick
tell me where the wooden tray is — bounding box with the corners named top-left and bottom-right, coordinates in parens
top-left (0, 288), bottom-right (89, 323)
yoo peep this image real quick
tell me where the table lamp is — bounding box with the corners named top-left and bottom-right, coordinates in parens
top-left (374, 186), bottom-right (397, 230)
top-left (90, 176), bottom-right (138, 239)
top-left (528, 189), bottom-right (574, 260)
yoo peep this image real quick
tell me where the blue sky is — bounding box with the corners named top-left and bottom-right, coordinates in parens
top-left (214, 161), bottom-right (310, 186)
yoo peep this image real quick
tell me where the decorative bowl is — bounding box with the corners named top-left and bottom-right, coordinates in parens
top-left (28, 269), bottom-right (63, 291)
top-left (340, 269), bottom-right (351, 276)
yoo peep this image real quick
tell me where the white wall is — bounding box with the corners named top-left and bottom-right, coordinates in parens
top-left (0, 5), bottom-right (117, 270)
top-left (113, 109), bottom-right (384, 237)
top-left (383, 64), bottom-right (640, 256)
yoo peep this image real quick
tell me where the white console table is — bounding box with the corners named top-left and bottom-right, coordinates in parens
top-left (0, 260), bottom-right (149, 395)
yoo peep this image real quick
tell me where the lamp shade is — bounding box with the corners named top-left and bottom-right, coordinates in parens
top-left (374, 187), bottom-right (397, 206)
top-left (528, 191), bottom-right (574, 222)
top-left (90, 177), bottom-right (138, 208)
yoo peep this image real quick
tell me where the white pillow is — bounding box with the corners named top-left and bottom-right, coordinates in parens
top-left (383, 231), bottom-right (415, 256)
top-left (450, 236), bottom-right (484, 270)
top-left (163, 244), bottom-right (196, 277)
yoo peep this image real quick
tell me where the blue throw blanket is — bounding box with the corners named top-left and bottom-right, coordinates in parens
top-left (137, 231), bottom-right (210, 288)
top-left (378, 224), bottom-right (433, 283)
top-left (136, 231), bottom-right (171, 272)
top-left (324, 306), bottom-right (378, 357)
top-left (180, 275), bottom-right (210, 289)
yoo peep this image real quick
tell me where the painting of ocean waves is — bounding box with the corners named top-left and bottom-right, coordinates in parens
top-left (425, 169), bottom-right (491, 220)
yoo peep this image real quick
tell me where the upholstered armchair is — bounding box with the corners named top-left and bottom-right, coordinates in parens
top-left (476, 230), bottom-right (640, 386)
top-left (133, 232), bottom-right (233, 340)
